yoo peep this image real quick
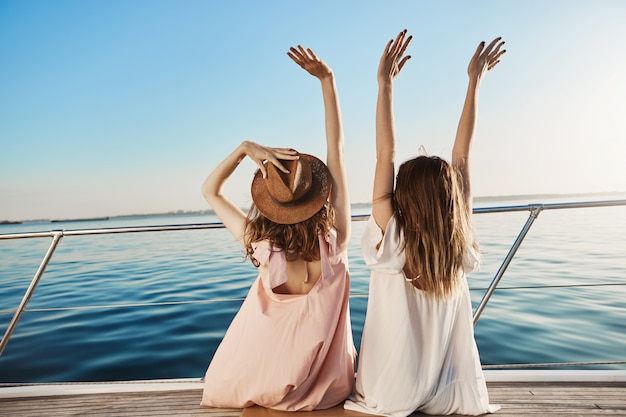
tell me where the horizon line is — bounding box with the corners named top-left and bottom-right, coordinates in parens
top-left (3, 191), bottom-right (626, 224)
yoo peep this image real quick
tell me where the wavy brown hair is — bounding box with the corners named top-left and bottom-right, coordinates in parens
top-left (392, 155), bottom-right (475, 298)
top-left (243, 204), bottom-right (335, 267)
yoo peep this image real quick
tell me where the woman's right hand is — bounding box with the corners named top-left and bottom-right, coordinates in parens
top-left (378, 29), bottom-right (412, 84)
top-left (242, 141), bottom-right (299, 179)
top-left (467, 37), bottom-right (506, 83)
top-left (287, 46), bottom-right (333, 81)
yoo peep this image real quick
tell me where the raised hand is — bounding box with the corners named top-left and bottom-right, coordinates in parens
top-left (379, 29), bottom-right (412, 84)
top-left (468, 37), bottom-right (506, 82)
top-left (287, 46), bottom-right (332, 80)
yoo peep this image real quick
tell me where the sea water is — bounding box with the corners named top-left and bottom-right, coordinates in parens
top-left (0, 196), bottom-right (625, 382)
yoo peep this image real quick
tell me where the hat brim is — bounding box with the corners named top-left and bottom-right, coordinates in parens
top-left (250, 154), bottom-right (331, 225)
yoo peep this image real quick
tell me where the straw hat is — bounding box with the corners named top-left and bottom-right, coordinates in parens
top-left (251, 153), bottom-right (331, 225)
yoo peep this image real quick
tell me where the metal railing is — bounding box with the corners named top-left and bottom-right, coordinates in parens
top-left (2, 199), bottom-right (626, 367)
top-left (471, 199), bottom-right (626, 324)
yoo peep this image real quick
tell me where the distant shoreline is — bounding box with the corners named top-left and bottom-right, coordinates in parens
top-left (50, 216), bottom-right (111, 223)
top-left (3, 191), bottom-right (626, 225)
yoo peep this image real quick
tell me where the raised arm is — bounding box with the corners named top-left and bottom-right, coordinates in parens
top-left (287, 46), bottom-right (351, 252)
top-left (372, 30), bottom-right (412, 231)
top-left (452, 37), bottom-right (506, 207)
top-left (201, 141), bottom-right (297, 246)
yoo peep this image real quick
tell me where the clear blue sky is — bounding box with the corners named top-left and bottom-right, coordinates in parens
top-left (1, 0), bottom-right (625, 221)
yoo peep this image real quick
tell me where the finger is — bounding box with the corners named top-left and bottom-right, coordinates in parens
top-left (256, 160), bottom-right (268, 179)
top-left (487, 60), bottom-right (500, 71)
top-left (272, 147), bottom-right (298, 153)
top-left (297, 47), bottom-right (316, 65)
top-left (306, 48), bottom-right (319, 61)
top-left (297, 45), bottom-right (311, 61)
top-left (272, 148), bottom-right (300, 159)
top-left (388, 32), bottom-right (402, 57)
top-left (393, 30), bottom-right (404, 48)
top-left (484, 36), bottom-right (502, 54)
top-left (487, 49), bottom-right (506, 69)
top-left (487, 53), bottom-right (505, 71)
top-left (290, 46), bottom-right (309, 63)
top-left (398, 34), bottom-right (412, 57)
top-left (397, 55), bottom-right (411, 72)
top-left (391, 30), bottom-right (406, 55)
top-left (493, 49), bottom-right (506, 61)
top-left (488, 42), bottom-right (505, 61)
top-left (287, 47), bottom-right (305, 65)
top-left (268, 157), bottom-right (290, 174)
top-left (287, 51), bottom-right (301, 65)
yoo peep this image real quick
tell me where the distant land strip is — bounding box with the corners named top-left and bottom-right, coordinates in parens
top-left (2, 191), bottom-right (626, 225)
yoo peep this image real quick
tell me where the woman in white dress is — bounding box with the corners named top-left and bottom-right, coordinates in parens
top-left (344, 30), bottom-right (506, 416)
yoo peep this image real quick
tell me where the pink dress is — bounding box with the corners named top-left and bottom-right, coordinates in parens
top-left (201, 229), bottom-right (356, 411)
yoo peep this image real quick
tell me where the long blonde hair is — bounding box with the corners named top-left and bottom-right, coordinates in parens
top-left (243, 204), bottom-right (335, 267)
top-left (393, 156), bottom-right (474, 298)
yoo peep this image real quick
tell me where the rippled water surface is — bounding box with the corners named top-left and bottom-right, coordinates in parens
top-left (1, 197), bottom-right (625, 382)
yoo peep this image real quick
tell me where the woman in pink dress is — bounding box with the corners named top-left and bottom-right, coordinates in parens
top-left (200, 45), bottom-right (356, 411)
top-left (344, 31), bottom-right (505, 416)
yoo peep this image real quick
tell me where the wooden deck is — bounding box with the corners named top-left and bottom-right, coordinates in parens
top-left (1, 380), bottom-right (625, 416)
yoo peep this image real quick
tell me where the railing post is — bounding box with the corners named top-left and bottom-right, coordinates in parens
top-left (473, 205), bottom-right (543, 325)
top-left (0, 232), bottom-right (64, 358)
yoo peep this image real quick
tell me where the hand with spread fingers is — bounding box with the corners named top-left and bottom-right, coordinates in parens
top-left (468, 37), bottom-right (506, 82)
top-left (378, 29), bottom-right (412, 84)
top-left (287, 45), bottom-right (333, 80)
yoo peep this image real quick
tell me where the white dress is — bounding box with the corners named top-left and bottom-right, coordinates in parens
top-left (344, 216), bottom-right (500, 416)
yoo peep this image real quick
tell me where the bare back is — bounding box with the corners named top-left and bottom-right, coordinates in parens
top-left (259, 259), bottom-right (323, 295)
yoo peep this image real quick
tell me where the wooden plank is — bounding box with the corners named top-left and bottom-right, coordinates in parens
top-left (0, 390), bottom-right (240, 417)
top-left (241, 404), bottom-right (370, 416)
top-left (484, 382), bottom-right (626, 417)
top-left (1, 382), bottom-right (625, 416)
